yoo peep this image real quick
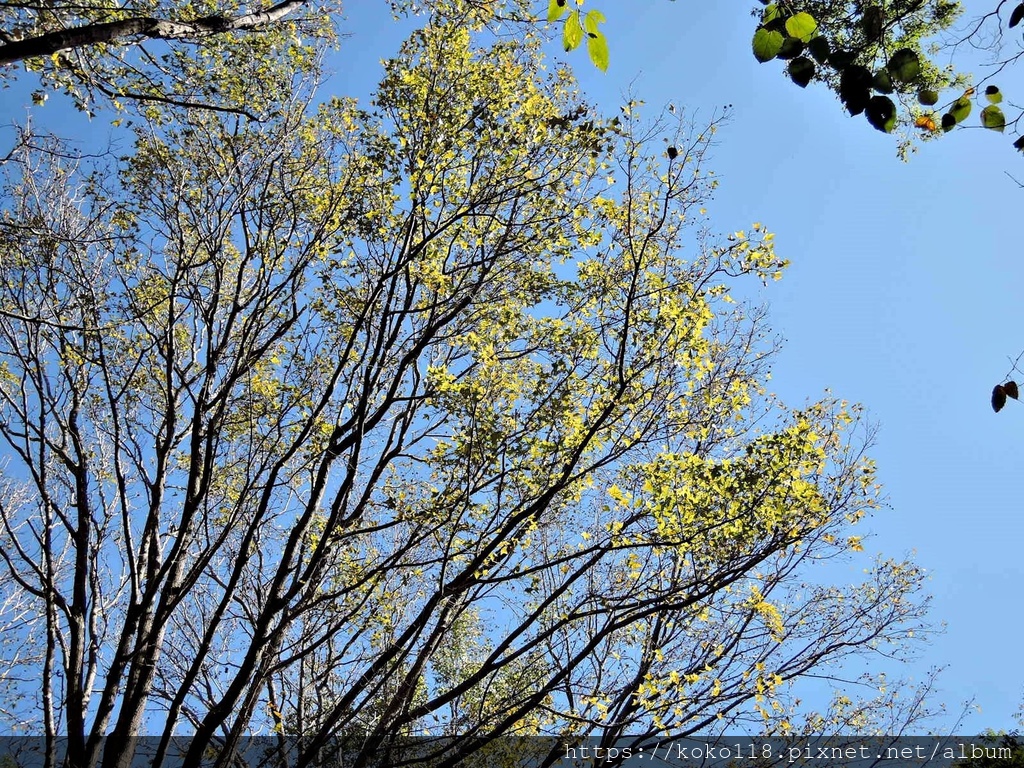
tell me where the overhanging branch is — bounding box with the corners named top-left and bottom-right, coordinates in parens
top-left (0, 0), bottom-right (307, 66)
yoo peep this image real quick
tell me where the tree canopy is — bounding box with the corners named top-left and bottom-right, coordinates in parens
top-left (0, 0), bottom-right (338, 118)
top-left (553, 0), bottom-right (1024, 156)
top-left (0, 3), bottom-right (942, 767)
top-left (2, 0), bottom-right (1020, 151)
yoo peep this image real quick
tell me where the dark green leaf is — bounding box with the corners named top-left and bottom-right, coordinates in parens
top-left (861, 6), bottom-right (884, 41)
top-left (993, 384), bottom-right (1007, 413)
top-left (840, 65), bottom-right (873, 116)
top-left (985, 85), bottom-right (1003, 104)
top-left (872, 69), bottom-right (894, 94)
top-left (807, 36), bottom-right (830, 63)
top-left (1015, 135), bottom-right (1024, 151)
top-left (941, 112), bottom-right (957, 131)
top-left (917, 88), bottom-right (939, 106)
top-left (777, 37), bottom-right (805, 59)
top-left (788, 57), bottom-right (815, 88)
top-left (752, 27), bottom-right (785, 63)
top-left (887, 48), bottom-right (921, 83)
top-left (785, 12), bottom-right (818, 42)
top-left (828, 49), bottom-right (856, 68)
top-left (865, 95), bottom-right (897, 132)
top-left (981, 104), bottom-right (1006, 131)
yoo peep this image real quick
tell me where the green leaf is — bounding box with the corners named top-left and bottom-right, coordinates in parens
top-left (981, 104), bottom-right (1006, 131)
top-left (861, 5), bottom-right (884, 41)
top-left (785, 12), bottom-right (818, 42)
top-left (828, 49), bottom-right (856, 68)
top-left (563, 10), bottom-right (583, 52)
top-left (985, 85), bottom-right (1003, 104)
top-left (776, 37), bottom-right (804, 59)
top-left (839, 66), bottom-right (873, 116)
top-left (917, 88), bottom-right (939, 106)
top-left (582, 10), bottom-right (608, 70)
top-left (788, 57), bottom-right (815, 88)
top-left (583, 9), bottom-right (606, 35)
top-left (887, 48), bottom-right (921, 83)
top-left (761, 3), bottom-right (781, 23)
top-left (547, 0), bottom-right (569, 22)
top-left (752, 27), bottom-right (785, 63)
top-left (871, 69), bottom-right (894, 94)
top-left (949, 95), bottom-right (972, 123)
top-left (941, 112), bottom-right (957, 131)
top-left (1011, 2), bottom-right (1024, 27)
top-left (865, 95), bottom-right (897, 132)
top-left (807, 36), bottom-right (830, 63)
top-left (587, 30), bottom-right (609, 72)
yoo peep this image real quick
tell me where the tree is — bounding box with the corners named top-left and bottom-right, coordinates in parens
top-left (0, 0), bottom-right (1014, 152)
top-left (0, 0), bottom-right (339, 118)
top-left (0, 6), bottom-right (935, 768)
top-left (554, 0), bottom-right (1024, 157)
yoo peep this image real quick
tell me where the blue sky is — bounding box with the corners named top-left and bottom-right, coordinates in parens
top-left (5, 0), bottom-right (1022, 736)
top-left (321, 0), bottom-right (1024, 733)
top-left (576, 0), bottom-right (1024, 733)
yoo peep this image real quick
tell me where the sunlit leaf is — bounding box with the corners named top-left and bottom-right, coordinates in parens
top-left (981, 104), bottom-right (1006, 132)
top-left (785, 12), bottom-right (817, 42)
top-left (587, 30), bottom-right (609, 72)
top-left (761, 3), bottom-right (781, 23)
top-left (547, 0), bottom-right (569, 22)
top-left (583, 9), bottom-right (606, 34)
top-left (985, 85), bottom-right (1003, 104)
top-left (752, 27), bottom-right (784, 63)
top-left (949, 95), bottom-right (972, 124)
top-left (563, 10), bottom-right (583, 52)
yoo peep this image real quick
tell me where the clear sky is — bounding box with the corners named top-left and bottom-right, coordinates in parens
top-left (4, 0), bottom-right (1022, 737)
